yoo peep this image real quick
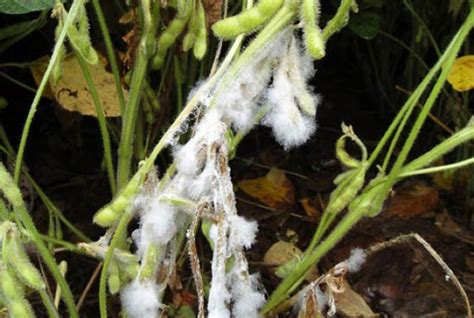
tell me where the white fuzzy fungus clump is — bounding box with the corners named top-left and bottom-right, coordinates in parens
top-left (120, 279), bottom-right (162, 318)
top-left (346, 247), bottom-right (367, 273)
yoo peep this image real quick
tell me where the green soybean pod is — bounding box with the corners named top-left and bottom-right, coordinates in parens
top-left (325, 166), bottom-right (366, 216)
top-left (152, 0), bottom-right (193, 70)
top-left (139, 244), bottom-right (159, 281)
top-left (1, 269), bottom-right (34, 318)
top-left (212, 0), bottom-right (284, 39)
top-left (182, 3), bottom-right (199, 52)
top-left (108, 261), bottom-right (120, 295)
top-left (301, 0), bottom-right (325, 59)
top-left (93, 173), bottom-right (141, 227)
top-left (5, 239), bottom-right (45, 290)
top-left (193, 0), bottom-right (208, 60)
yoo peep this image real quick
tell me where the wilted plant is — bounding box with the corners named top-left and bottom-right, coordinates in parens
top-left (1, 0), bottom-right (474, 317)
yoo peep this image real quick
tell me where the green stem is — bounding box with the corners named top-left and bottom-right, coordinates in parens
top-left (321, 0), bottom-right (353, 41)
top-left (99, 212), bottom-right (133, 318)
top-left (403, 0), bottom-right (441, 57)
top-left (402, 123), bottom-right (474, 174)
top-left (38, 288), bottom-right (60, 318)
top-left (376, 9), bottom-right (474, 209)
top-left (401, 157), bottom-right (474, 177)
top-left (14, 0), bottom-right (85, 185)
top-left (117, 0), bottom-right (155, 189)
top-left (0, 166), bottom-right (79, 318)
top-left (90, 0), bottom-right (127, 116)
top-left (74, 50), bottom-right (116, 196)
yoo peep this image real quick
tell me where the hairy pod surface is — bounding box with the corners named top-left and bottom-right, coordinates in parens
top-left (108, 261), bottom-right (121, 295)
top-left (5, 239), bottom-right (45, 290)
top-left (212, 0), bottom-right (284, 38)
top-left (301, 0), bottom-right (325, 59)
top-left (1, 269), bottom-right (34, 318)
top-left (193, 0), bottom-right (208, 59)
top-left (152, 1), bottom-right (193, 69)
top-left (326, 166), bottom-right (366, 215)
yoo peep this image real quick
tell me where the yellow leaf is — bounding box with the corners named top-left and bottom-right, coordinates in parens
top-left (238, 168), bottom-right (295, 208)
top-left (30, 54), bottom-right (126, 117)
top-left (447, 55), bottom-right (474, 92)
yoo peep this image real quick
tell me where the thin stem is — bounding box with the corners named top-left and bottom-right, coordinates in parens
top-left (401, 157), bottom-right (474, 177)
top-left (376, 9), bottom-right (474, 208)
top-left (117, 0), bottom-right (155, 189)
top-left (90, 0), bottom-right (127, 116)
top-left (0, 166), bottom-right (79, 317)
top-left (14, 0), bottom-right (85, 184)
top-left (99, 212), bottom-right (133, 318)
top-left (38, 288), bottom-right (60, 318)
top-left (403, 0), bottom-right (441, 57)
top-left (74, 49), bottom-right (116, 195)
top-left (0, 71), bottom-right (37, 93)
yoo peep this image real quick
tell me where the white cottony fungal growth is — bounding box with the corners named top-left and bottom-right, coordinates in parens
top-left (208, 221), bottom-right (232, 318)
top-left (346, 247), bottom-right (366, 273)
top-left (262, 34), bottom-right (319, 150)
top-left (231, 273), bottom-right (266, 318)
top-left (264, 66), bottom-right (316, 149)
top-left (228, 215), bottom-right (258, 250)
top-left (121, 27), bottom-right (320, 318)
top-left (120, 279), bottom-right (161, 318)
top-left (217, 31), bottom-right (291, 133)
top-left (133, 202), bottom-right (177, 258)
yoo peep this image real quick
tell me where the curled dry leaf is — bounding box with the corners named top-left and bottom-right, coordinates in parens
top-left (383, 182), bottom-right (439, 220)
top-left (334, 281), bottom-right (377, 317)
top-left (30, 53), bottom-right (126, 117)
top-left (238, 168), bottom-right (295, 208)
top-left (263, 241), bottom-right (318, 280)
top-left (447, 55), bottom-right (474, 92)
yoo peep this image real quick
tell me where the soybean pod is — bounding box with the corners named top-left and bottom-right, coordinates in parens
top-left (212, 0), bottom-right (284, 39)
top-left (182, 3), bottom-right (199, 52)
top-left (301, 0), bottom-right (325, 59)
top-left (5, 238), bottom-right (45, 290)
top-left (0, 268), bottom-right (35, 318)
top-left (152, 0), bottom-right (194, 70)
top-left (193, 0), bottom-right (208, 60)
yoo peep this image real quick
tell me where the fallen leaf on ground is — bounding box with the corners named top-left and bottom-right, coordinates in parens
top-left (435, 210), bottom-right (474, 245)
top-left (335, 281), bottom-right (377, 317)
top-left (447, 55), bottom-right (474, 92)
top-left (30, 54), bottom-right (126, 117)
top-left (263, 241), bottom-right (318, 280)
top-left (383, 182), bottom-right (439, 219)
top-left (238, 168), bottom-right (295, 208)
top-left (299, 196), bottom-right (321, 219)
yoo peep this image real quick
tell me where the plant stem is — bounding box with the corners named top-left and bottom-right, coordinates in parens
top-left (38, 288), bottom-right (60, 318)
top-left (0, 165), bottom-right (79, 318)
top-left (74, 50), bottom-right (117, 195)
top-left (376, 8), bottom-right (474, 209)
top-left (99, 211), bottom-right (133, 318)
top-left (116, 0), bottom-right (156, 189)
top-left (14, 0), bottom-right (85, 185)
top-left (90, 0), bottom-right (127, 116)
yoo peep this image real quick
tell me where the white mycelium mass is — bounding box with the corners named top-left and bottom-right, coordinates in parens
top-left (120, 279), bottom-right (162, 318)
top-left (121, 28), bottom-right (320, 318)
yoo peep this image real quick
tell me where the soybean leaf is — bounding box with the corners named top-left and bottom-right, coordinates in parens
top-left (0, 0), bottom-right (61, 14)
top-left (349, 11), bottom-right (381, 40)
